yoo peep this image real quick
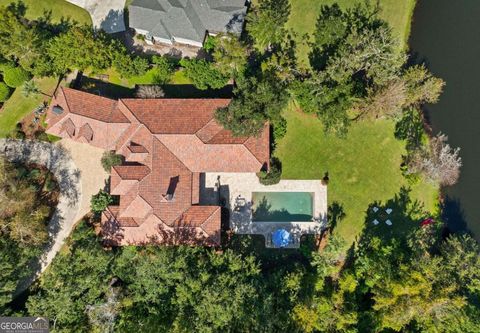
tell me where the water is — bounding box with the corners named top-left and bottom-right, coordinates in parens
top-left (409, 0), bottom-right (480, 238)
top-left (252, 192), bottom-right (314, 222)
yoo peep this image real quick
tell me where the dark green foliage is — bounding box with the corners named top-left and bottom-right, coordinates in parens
top-left (0, 81), bottom-right (10, 102)
top-left (179, 58), bottom-right (229, 90)
top-left (273, 116), bottom-right (287, 140)
top-left (2, 65), bottom-right (31, 87)
top-left (257, 157), bottom-right (282, 185)
top-left (303, 3), bottom-right (406, 135)
top-left (395, 108), bottom-right (426, 151)
top-left (90, 190), bottom-right (112, 213)
top-left (215, 73), bottom-right (288, 137)
top-left (27, 221), bottom-right (113, 332)
top-left (151, 55), bottom-right (174, 84)
top-left (100, 151), bottom-right (122, 172)
top-left (246, 0), bottom-right (291, 51)
top-left (112, 53), bottom-right (148, 78)
top-left (289, 80), bottom-right (318, 114)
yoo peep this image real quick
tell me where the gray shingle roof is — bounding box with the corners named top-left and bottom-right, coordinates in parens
top-left (129, 0), bottom-right (247, 44)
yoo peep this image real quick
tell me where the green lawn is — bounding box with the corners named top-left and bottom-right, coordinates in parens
top-left (287, 0), bottom-right (416, 68)
top-left (0, 77), bottom-right (58, 137)
top-left (0, 0), bottom-right (92, 25)
top-left (276, 104), bottom-right (438, 245)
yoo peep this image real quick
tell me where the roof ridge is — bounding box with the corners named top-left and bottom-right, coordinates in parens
top-left (154, 135), bottom-right (193, 172)
top-left (199, 206), bottom-right (221, 230)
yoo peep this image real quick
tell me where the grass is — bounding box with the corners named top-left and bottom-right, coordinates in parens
top-left (286, 0), bottom-right (416, 68)
top-left (94, 68), bottom-right (192, 89)
top-left (0, 0), bottom-right (92, 25)
top-left (275, 104), bottom-right (438, 245)
top-left (0, 77), bottom-right (58, 137)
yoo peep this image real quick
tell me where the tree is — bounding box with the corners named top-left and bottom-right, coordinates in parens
top-left (2, 65), bottom-right (31, 87)
top-left (246, 0), bottom-right (291, 51)
top-left (27, 221), bottom-right (114, 332)
top-left (100, 151), bottom-right (122, 172)
top-left (112, 53), bottom-right (148, 78)
top-left (151, 55), bottom-right (174, 84)
top-left (408, 133), bottom-right (462, 186)
top-left (354, 80), bottom-right (406, 120)
top-left (0, 82), bottom-right (10, 102)
top-left (179, 58), bottom-right (229, 90)
top-left (257, 157), bottom-right (282, 185)
top-left (403, 64), bottom-right (445, 106)
top-left (212, 33), bottom-right (248, 76)
top-left (90, 190), bottom-right (113, 214)
top-left (135, 85), bottom-right (165, 99)
top-left (215, 73), bottom-right (288, 136)
top-left (22, 80), bottom-right (40, 97)
top-left (0, 6), bottom-right (43, 72)
top-left (45, 26), bottom-right (116, 75)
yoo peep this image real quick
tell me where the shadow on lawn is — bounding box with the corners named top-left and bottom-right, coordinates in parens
top-left (359, 187), bottom-right (428, 243)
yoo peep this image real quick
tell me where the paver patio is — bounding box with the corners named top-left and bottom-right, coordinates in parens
top-left (200, 172), bottom-right (328, 248)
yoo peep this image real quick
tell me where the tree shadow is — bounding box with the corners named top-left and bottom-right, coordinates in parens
top-left (78, 76), bottom-right (135, 99)
top-left (358, 187), bottom-right (432, 247)
top-left (441, 195), bottom-right (468, 234)
top-left (163, 84), bottom-right (234, 98)
top-left (99, 9), bottom-right (126, 34)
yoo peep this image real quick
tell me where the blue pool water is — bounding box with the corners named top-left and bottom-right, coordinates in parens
top-left (251, 192), bottom-right (314, 222)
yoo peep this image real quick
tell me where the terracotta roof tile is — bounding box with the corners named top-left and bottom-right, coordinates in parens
top-left (61, 118), bottom-right (75, 137)
top-left (120, 98), bottom-right (230, 134)
top-left (113, 164), bottom-right (150, 180)
top-left (61, 87), bottom-right (129, 123)
top-left (78, 123), bottom-right (93, 141)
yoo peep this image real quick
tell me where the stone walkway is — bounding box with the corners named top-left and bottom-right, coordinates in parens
top-left (67, 0), bottom-right (126, 33)
top-left (0, 138), bottom-right (108, 293)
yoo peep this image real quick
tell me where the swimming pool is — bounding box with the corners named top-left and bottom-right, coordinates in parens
top-left (251, 192), bottom-right (314, 222)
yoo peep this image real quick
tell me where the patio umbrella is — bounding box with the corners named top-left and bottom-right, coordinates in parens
top-left (272, 229), bottom-right (291, 248)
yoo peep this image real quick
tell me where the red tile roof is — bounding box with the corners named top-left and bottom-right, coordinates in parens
top-left (120, 98), bottom-right (230, 134)
top-left (61, 87), bottom-right (129, 123)
top-left (46, 88), bottom-right (270, 247)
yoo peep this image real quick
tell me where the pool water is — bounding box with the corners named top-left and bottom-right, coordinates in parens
top-left (251, 192), bottom-right (314, 222)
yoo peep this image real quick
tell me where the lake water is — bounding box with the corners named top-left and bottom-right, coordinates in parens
top-left (409, 0), bottom-right (480, 238)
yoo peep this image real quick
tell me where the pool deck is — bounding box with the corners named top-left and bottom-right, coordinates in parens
top-left (200, 173), bottom-right (328, 248)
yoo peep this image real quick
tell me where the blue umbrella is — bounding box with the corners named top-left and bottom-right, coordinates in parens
top-left (272, 229), bottom-right (291, 248)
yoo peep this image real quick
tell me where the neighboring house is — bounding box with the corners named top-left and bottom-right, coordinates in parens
top-left (129, 0), bottom-right (248, 47)
top-left (45, 87), bottom-right (269, 247)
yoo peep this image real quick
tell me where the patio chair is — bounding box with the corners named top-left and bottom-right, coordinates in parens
top-left (372, 219), bottom-right (379, 225)
top-left (385, 219), bottom-right (392, 226)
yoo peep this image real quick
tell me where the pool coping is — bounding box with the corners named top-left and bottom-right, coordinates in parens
top-left (201, 173), bottom-right (328, 248)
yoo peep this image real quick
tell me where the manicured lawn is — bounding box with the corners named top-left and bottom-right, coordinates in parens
top-left (0, 77), bottom-right (58, 137)
top-left (286, 0), bottom-right (416, 68)
top-left (275, 104), bottom-right (438, 245)
top-left (0, 0), bottom-right (92, 25)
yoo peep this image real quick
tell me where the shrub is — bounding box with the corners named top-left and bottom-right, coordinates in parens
top-left (257, 157), bottom-right (282, 185)
top-left (273, 117), bottom-right (287, 140)
top-left (0, 82), bottom-right (10, 101)
top-left (151, 56), bottom-right (174, 84)
top-left (90, 190), bottom-right (113, 214)
top-left (113, 53), bottom-right (148, 78)
top-left (179, 58), bottom-right (228, 90)
top-left (136, 85), bottom-right (165, 99)
top-left (101, 151), bottom-right (122, 172)
top-left (203, 35), bottom-right (217, 52)
top-left (3, 66), bottom-right (30, 87)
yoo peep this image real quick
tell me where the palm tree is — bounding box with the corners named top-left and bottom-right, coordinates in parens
top-left (22, 79), bottom-right (40, 97)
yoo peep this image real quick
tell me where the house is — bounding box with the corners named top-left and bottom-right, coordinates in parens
top-left (45, 87), bottom-right (269, 246)
top-left (128, 0), bottom-right (248, 47)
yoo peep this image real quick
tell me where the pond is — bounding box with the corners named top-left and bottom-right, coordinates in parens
top-left (252, 192), bottom-right (314, 222)
top-left (409, 0), bottom-right (480, 239)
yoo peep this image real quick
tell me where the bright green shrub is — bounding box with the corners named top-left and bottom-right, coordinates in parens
top-left (3, 66), bottom-right (31, 88)
top-left (0, 82), bottom-right (10, 101)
